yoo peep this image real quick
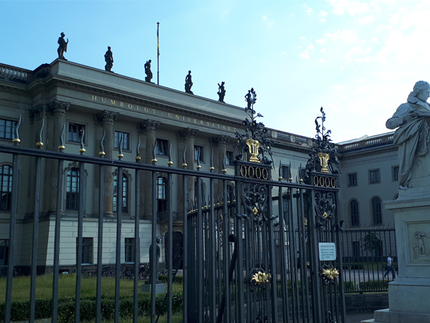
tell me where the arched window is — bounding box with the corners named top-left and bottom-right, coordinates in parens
top-left (157, 177), bottom-right (167, 215)
top-left (113, 174), bottom-right (128, 213)
top-left (66, 168), bottom-right (79, 210)
top-left (0, 165), bottom-right (12, 211)
top-left (372, 197), bottom-right (382, 225)
top-left (350, 199), bottom-right (359, 227)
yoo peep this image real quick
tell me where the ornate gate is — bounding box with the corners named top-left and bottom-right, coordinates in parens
top-left (187, 104), bottom-right (345, 322)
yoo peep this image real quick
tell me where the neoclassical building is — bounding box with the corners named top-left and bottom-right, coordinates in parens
top-left (0, 59), bottom-right (399, 271)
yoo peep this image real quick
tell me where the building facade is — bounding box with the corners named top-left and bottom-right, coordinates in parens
top-left (0, 60), bottom-right (400, 271)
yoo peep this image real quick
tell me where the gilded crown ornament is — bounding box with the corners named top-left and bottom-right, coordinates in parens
top-left (234, 88), bottom-right (273, 165)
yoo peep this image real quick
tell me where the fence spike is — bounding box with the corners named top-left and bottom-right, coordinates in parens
top-left (59, 123), bottom-right (65, 151)
top-left (135, 137), bottom-right (141, 162)
top-left (168, 143), bottom-right (173, 166)
top-left (99, 130), bottom-right (106, 157)
top-left (151, 139), bottom-right (157, 164)
top-left (182, 145), bottom-right (187, 168)
top-left (118, 132), bottom-right (124, 160)
top-left (79, 127), bottom-right (85, 154)
top-left (36, 118), bottom-right (44, 148)
top-left (13, 114), bottom-right (21, 146)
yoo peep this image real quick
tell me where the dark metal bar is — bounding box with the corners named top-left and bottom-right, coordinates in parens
top-left (209, 177), bottom-right (216, 323)
top-left (167, 172), bottom-right (173, 323)
top-left (196, 175), bottom-right (204, 323)
top-left (133, 169), bottom-right (140, 323)
top-left (151, 171), bottom-right (157, 322)
top-left (52, 158), bottom-right (64, 323)
top-left (4, 153), bottom-right (19, 323)
top-left (182, 175), bottom-right (188, 323)
top-left (278, 186), bottom-right (290, 322)
top-left (96, 164), bottom-right (105, 323)
top-left (234, 179), bottom-right (245, 323)
top-left (29, 154), bottom-right (42, 322)
top-left (222, 179), bottom-right (230, 323)
top-left (75, 161), bottom-right (85, 323)
top-left (115, 166), bottom-right (123, 323)
top-left (267, 187), bottom-right (278, 323)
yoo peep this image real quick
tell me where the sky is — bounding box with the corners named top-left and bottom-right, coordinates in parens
top-left (1, 0), bottom-right (430, 143)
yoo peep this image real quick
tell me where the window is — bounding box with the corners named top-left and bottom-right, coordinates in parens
top-left (113, 174), bottom-right (128, 213)
top-left (155, 139), bottom-right (169, 156)
top-left (114, 131), bottom-right (130, 150)
top-left (68, 123), bottom-right (85, 143)
top-left (369, 169), bottom-right (380, 184)
top-left (392, 166), bottom-right (399, 181)
top-left (226, 151), bottom-right (234, 166)
top-left (281, 166), bottom-right (291, 180)
top-left (372, 197), bottom-right (382, 225)
top-left (0, 118), bottom-right (17, 140)
top-left (0, 239), bottom-right (9, 266)
top-left (0, 165), bottom-right (12, 211)
top-left (66, 168), bottom-right (79, 210)
top-left (77, 237), bottom-right (93, 264)
top-left (194, 146), bottom-right (204, 162)
top-left (157, 177), bottom-right (167, 215)
top-left (348, 173), bottom-right (357, 187)
top-left (125, 238), bottom-right (135, 263)
top-left (350, 200), bottom-right (359, 227)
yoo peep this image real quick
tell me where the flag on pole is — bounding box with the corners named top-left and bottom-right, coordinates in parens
top-left (157, 22), bottom-right (160, 57)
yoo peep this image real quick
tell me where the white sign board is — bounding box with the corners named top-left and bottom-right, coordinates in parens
top-left (319, 242), bottom-right (336, 261)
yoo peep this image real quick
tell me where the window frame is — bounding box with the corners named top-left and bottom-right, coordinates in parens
top-left (113, 173), bottom-right (129, 213)
top-left (194, 145), bottom-right (204, 163)
top-left (78, 237), bottom-right (93, 264)
top-left (0, 118), bottom-right (17, 140)
top-left (68, 122), bottom-right (86, 144)
top-left (66, 168), bottom-right (80, 210)
top-left (347, 173), bottom-right (358, 187)
top-left (0, 164), bottom-right (13, 211)
top-left (350, 199), bottom-right (359, 227)
top-left (371, 196), bottom-right (382, 225)
top-left (155, 139), bottom-right (169, 156)
top-left (226, 151), bottom-right (234, 166)
top-left (125, 238), bottom-right (135, 263)
top-left (369, 169), bottom-right (381, 184)
top-left (114, 131), bottom-right (130, 150)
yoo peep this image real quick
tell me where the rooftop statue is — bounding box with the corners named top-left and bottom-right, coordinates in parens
top-left (185, 70), bottom-right (193, 94)
top-left (386, 80), bottom-right (430, 195)
top-left (104, 46), bottom-right (114, 72)
top-left (57, 32), bottom-right (69, 60)
top-left (217, 81), bottom-right (226, 103)
top-left (144, 60), bottom-right (153, 82)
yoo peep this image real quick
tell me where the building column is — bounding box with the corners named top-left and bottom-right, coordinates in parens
top-left (137, 120), bottom-right (160, 219)
top-left (209, 135), bottom-right (229, 198)
top-left (44, 100), bottom-right (70, 214)
top-left (95, 110), bottom-right (118, 217)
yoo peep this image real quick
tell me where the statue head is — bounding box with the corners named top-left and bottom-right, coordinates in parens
top-left (411, 80), bottom-right (430, 102)
top-left (61, 32), bottom-right (65, 37)
top-left (156, 237), bottom-right (161, 244)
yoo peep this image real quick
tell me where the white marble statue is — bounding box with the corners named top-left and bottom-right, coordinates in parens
top-left (386, 81), bottom-right (430, 193)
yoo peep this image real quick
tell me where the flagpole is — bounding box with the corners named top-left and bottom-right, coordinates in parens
top-left (157, 22), bottom-right (160, 85)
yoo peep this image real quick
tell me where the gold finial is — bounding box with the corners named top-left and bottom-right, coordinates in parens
top-left (36, 142), bottom-right (43, 147)
top-left (197, 165), bottom-right (202, 170)
top-left (182, 163), bottom-right (187, 168)
top-left (135, 156), bottom-right (141, 161)
top-left (252, 207), bottom-right (258, 215)
top-left (168, 161), bottom-right (173, 166)
top-left (79, 148), bottom-right (86, 153)
top-left (222, 169), bottom-right (227, 174)
top-left (58, 145), bottom-right (65, 151)
top-left (99, 151), bottom-right (106, 156)
top-left (13, 139), bottom-right (21, 144)
top-left (210, 166), bottom-right (215, 171)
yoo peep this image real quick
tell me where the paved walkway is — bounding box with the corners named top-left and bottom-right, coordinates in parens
top-left (345, 311), bottom-right (375, 323)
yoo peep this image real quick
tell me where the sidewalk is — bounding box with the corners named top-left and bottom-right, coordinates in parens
top-left (345, 311), bottom-right (375, 323)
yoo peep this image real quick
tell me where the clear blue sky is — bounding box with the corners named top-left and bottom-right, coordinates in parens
top-left (1, 0), bottom-right (429, 142)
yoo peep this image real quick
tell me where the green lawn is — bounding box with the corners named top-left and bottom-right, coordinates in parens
top-left (0, 274), bottom-right (183, 301)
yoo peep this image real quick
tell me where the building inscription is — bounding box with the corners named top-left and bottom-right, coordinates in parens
top-left (91, 95), bottom-right (237, 133)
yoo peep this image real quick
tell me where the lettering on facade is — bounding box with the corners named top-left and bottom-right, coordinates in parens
top-left (91, 95), bottom-right (236, 133)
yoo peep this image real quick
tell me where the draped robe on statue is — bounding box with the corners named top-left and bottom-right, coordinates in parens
top-left (386, 99), bottom-right (430, 189)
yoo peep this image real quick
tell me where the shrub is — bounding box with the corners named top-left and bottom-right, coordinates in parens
top-left (359, 280), bottom-right (389, 291)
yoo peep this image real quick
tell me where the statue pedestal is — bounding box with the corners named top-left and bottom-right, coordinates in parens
top-left (371, 197), bottom-right (430, 322)
top-left (141, 281), bottom-right (166, 294)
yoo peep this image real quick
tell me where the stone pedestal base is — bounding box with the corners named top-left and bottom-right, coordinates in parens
top-left (370, 197), bottom-right (430, 323)
top-left (141, 282), bottom-right (166, 294)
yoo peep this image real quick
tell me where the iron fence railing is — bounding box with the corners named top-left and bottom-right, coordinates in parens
top-left (339, 226), bottom-right (397, 293)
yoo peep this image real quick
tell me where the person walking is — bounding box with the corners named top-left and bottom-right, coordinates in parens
top-left (383, 253), bottom-right (396, 280)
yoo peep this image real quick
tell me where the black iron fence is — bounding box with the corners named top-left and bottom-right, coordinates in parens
top-left (339, 226), bottom-right (397, 293)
